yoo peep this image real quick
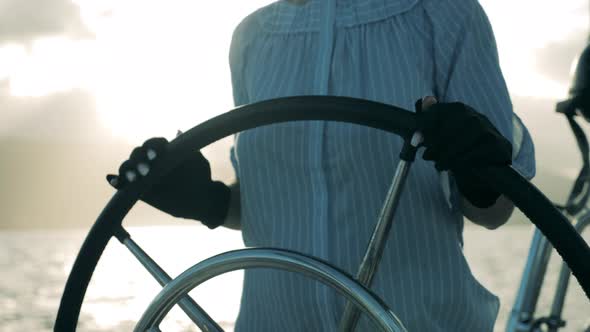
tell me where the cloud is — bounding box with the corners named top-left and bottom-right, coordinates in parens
top-left (0, 0), bottom-right (93, 44)
top-left (0, 89), bottom-right (108, 142)
top-left (534, 28), bottom-right (588, 87)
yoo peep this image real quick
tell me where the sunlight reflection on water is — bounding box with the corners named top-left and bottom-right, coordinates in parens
top-left (0, 223), bottom-right (588, 331)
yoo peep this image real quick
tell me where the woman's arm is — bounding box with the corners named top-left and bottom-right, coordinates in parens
top-left (222, 182), bottom-right (242, 230)
top-left (428, 1), bottom-right (536, 226)
top-left (420, 97), bottom-right (515, 230)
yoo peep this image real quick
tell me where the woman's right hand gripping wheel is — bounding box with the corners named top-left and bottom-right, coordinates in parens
top-left (106, 137), bottom-right (231, 229)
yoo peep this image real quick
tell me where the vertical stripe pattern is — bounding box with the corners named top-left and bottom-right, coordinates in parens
top-left (228, 0), bottom-right (536, 331)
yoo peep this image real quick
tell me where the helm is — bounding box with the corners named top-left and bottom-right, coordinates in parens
top-left (557, 43), bottom-right (590, 120)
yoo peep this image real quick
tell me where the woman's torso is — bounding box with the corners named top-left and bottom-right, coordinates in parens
top-left (230, 1), bottom-right (501, 330)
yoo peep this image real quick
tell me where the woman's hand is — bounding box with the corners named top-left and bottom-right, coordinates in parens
top-left (417, 96), bottom-right (513, 209)
top-left (106, 137), bottom-right (231, 229)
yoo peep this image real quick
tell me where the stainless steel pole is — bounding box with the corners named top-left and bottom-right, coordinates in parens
top-left (506, 227), bottom-right (554, 332)
top-left (338, 133), bottom-right (422, 332)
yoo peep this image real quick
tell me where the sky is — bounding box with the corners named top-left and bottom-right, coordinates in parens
top-left (0, 0), bottom-right (588, 143)
top-left (0, 0), bottom-right (274, 143)
top-left (1, 0), bottom-right (590, 228)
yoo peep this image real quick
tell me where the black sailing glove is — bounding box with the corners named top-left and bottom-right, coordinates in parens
top-left (106, 137), bottom-right (231, 229)
top-left (416, 99), bottom-right (513, 208)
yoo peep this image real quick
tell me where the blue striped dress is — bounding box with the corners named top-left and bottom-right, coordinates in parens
top-left (228, 0), bottom-right (536, 330)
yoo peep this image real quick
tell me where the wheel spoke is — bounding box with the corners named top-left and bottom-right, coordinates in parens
top-left (120, 230), bottom-right (223, 332)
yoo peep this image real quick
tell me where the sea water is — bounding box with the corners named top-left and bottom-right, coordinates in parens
top-left (1, 223), bottom-right (588, 331)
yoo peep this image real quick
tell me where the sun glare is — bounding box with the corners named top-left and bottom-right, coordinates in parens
top-left (88, 0), bottom-right (251, 143)
top-left (1, 0), bottom-right (588, 142)
top-left (88, 0), bottom-right (275, 143)
top-left (7, 37), bottom-right (96, 97)
top-left (0, 44), bottom-right (26, 81)
top-left (1, 1), bottom-right (271, 144)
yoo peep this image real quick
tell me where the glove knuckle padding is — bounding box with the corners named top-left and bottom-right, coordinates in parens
top-left (116, 160), bottom-right (135, 187)
top-left (143, 137), bottom-right (168, 154)
top-left (119, 160), bottom-right (134, 175)
top-left (130, 147), bottom-right (148, 164)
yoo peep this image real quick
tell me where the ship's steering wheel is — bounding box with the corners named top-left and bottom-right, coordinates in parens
top-left (55, 96), bottom-right (590, 331)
